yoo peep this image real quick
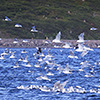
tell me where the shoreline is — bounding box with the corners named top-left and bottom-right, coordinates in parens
top-left (0, 39), bottom-right (100, 48)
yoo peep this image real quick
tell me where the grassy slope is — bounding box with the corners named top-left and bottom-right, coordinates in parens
top-left (0, 0), bottom-right (100, 39)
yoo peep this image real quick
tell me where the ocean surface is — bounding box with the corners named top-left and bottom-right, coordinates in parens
top-left (0, 48), bottom-right (100, 100)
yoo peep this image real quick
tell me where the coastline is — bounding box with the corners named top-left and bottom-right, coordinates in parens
top-left (0, 39), bottom-right (100, 48)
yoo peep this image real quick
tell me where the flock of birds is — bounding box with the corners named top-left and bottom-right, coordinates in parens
top-left (3, 16), bottom-right (97, 36)
top-left (3, 16), bottom-right (38, 32)
top-left (0, 32), bottom-right (100, 94)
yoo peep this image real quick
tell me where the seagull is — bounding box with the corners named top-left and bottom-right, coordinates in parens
top-left (31, 26), bottom-right (38, 32)
top-left (36, 75), bottom-right (51, 81)
top-left (83, 45), bottom-right (94, 51)
top-left (34, 61), bottom-right (41, 68)
top-left (47, 72), bottom-right (54, 76)
top-left (53, 80), bottom-right (68, 93)
top-left (63, 42), bottom-right (72, 48)
top-left (45, 40), bottom-right (52, 44)
top-left (22, 55), bottom-right (28, 62)
top-left (54, 81), bottom-right (60, 90)
top-left (36, 47), bottom-right (42, 54)
top-left (18, 56), bottom-right (23, 61)
top-left (1, 49), bottom-right (8, 55)
top-left (75, 43), bottom-right (93, 52)
top-left (52, 31), bottom-right (61, 43)
top-left (13, 62), bottom-right (20, 68)
top-left (75, 43), bottom-right (84, 52)
top-left (68, 50), bottom-right (78, 59)
top-left (90, 27), bottom-right (97, 31)
top-left (77, 32), bottom-right (85, 43)
top-left (15, 24), bottom-right (22, 28)
top-left (63, 63), bottom-right (72, 74)
top-left (38, 57), bottom-right (43, 62)
top-left (24, 62), bottom-right (32, 67)
top-left (13, 40), bottom-right (18, 44)
top-left (17, 85), bottom-right (29, 90)
top-left (75, 86), bottom-right (86, 93)
top-left (22, 39), bottom-right (28, 43)
top-left (84, 73), bottom-right (94, 77)
top-left (81, 50), bottom-right (89, 57)
top-left (9, 52), bottom-right (15, 58)
top-left (57, 65), bottom-right (63, 74)
top-left (60, 80), bottom-right (68, 93)
top-left (66, 86), bottom-right (75, 93)
top-left (21, 50), bottom-right (27, 53)
top-left (79, 61), bottom-right (90, 72)
top-left (0, 54), bottom-right (5, 60)
top-left (4, 16), bottom-right (12, 21)
top-left (39, 85), bottom-right (51, 92)
top-left (40, 52), bottom-right (45, 57)
top-left (80, 61), bottom-right (90, 69)
top-left (75, 32), bottom-right (93, 52)
top-left (79, 68), bottom-right (84, 72)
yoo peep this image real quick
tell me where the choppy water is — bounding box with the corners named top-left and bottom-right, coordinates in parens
top-left (0, 48), bottom-right (100, 100)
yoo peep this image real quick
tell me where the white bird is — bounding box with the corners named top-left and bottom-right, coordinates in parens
top-left (9, 52), bottom-right (15, 58)
top-left (18, 56), bottom-right (23, 61)
top-left (66, 86), bottom-right (75, 93)
top-left (36, 75), bottom-right (51, 81)
top-left (52, 31), bottom-right (61, 43)
top-left (60, 80), bottom-right (68, 93)
top-left (1, 50), bottom-right (8, 55)
top-left (57, 65), bottom-right (63, 74)
top-left (97, 45), bottom-right (100, 48)
top-left (68, 50), bottom-right (78, 59)
top-left (23, 55), bottom-right (28, 62)
top-left (79, 68), bottom-right (84, 72)
top-left (53, 81), bottom-right (61, 91)
top-left (90, 27), bottom-right (97, 31)
top-left (15, 24), bottom-right (22, 28)
top-left (45, 40), bottom-right (52, 44)
top-left (39, 86), bottom-right (51, 92)
top-left (40, 52), bottom-right (45, 57)
top-left (63, 42), bottom-right (72, 48)
top-left (75, 42), bottom-right (93, 52)
top-left (83, 45), bottom-right (93, 51)
top-left (4, 16), bottom-right (12, 21)
top-left (13, 40), bottom-right (18, 44)
top-left (79, 61), bottom-right (90, 72)
top-left (13, 62), bottom-right (20, 68)
top-left (31, 26), bottom-right (38, 32)
top-left (47, 72), bottom-right (54, 76)
top-left (22, 39), bottom-right (28, 43)
top-left (84, 73), bottom-right (94, 77)
top-left (75, 43), bottom-right (85, 52)
top-left (63, 63), bottom-right (72, 74)
top-left (77, 32), bottom-right (85, 43)
top-left (0, 54), bottom-right (5, 60)
top-left (89, 89), bottom-right (97, 93)
top-left (24, 62), bottom-right (32, 67)
top-left (21, 50), bottom-right (27, 53)
top-left (38, 57), bottom-right (43, 62)
top-left (80, 61), bottom-right (90, 68)
top-left (75, 86), bottom-right (86, 93)
top-left (75, 32), bottom-right (93, 52)
top-left (17, 85), bottom-right (29, 90)
top-left (53, 80), bottom-right (68, 93)
top-left (81, 50), bottom-right (89, 57)
top-left (34, 61), bottom-right (41, 68)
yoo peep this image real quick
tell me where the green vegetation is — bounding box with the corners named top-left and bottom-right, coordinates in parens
top-left (0, 0), bottom-right (100, 39)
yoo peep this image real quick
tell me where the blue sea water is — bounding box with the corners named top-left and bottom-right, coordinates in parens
top-left (0, 48), bottom-right (100, 100)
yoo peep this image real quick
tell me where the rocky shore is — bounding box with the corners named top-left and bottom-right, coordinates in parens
top-left (0, 39), bottom-right (100, 48)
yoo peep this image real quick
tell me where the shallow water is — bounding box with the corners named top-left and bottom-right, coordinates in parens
top-left (0, 48), bottom-right (100, 100)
